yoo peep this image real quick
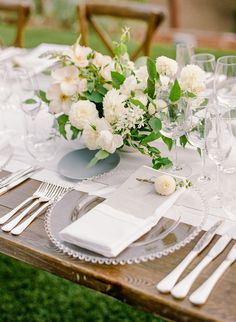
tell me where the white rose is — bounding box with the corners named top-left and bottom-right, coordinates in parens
top-left (100, 63), bottom-right (114, 82)
top-left (154, 175), bottom-right (176, 196)
top-left (103, 89), bottom-right (126, 124)
top-left (120, 75), bottom-right (138, 96)
top-left (77, 78), bottom-right (88, 94)
top-left (66, 44), bottom-right (92, 68)
top-left (93, 52), bottom-right (113, 68)
top-left (160, 75), bottom-right (170, 90)
top-left (180, 64), bottom-right (206, 95)
top-left (156, 56), bottom-right (178, 77)
top-left (47, 83), bottom-right (71, 115)
top-left (69, 100), bottom-right (98, 130)
top-left (96, 130), bottom-right (123, 154)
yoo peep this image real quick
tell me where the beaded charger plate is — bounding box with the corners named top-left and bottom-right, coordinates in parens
top-left (45, 172), bottom-right (208, 265)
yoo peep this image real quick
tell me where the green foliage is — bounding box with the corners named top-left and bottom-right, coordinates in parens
top-left (149, 117), bottom-right (162, 133)
top-left (24, 98), bottom-right (37, 104)
top-left (70, 125), bottom-right (80, 140)
top-left (179, 135), bottom-right (188, 147)
top-left (88, 150), bottom-right (110, 167)
top-left (141, 132), bottom-right (161, 144)
top-left (161, 136), bottom-right (173, 151)
top-left (169, 80), bottom-right (181, 102)
top-left (129, 98), bottom-right (147, 112)
top-left (38, 90), bottom-right (50, 104)
top-left (57, 114), bottom-right (69, 139)
top-left (84, 91), bottom-right (104, 103)
top-left (111, 71), bottom-right (125, 89)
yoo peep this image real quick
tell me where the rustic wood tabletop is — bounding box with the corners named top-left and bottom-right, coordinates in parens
top-left (0, 177), bottom-right (235, 322)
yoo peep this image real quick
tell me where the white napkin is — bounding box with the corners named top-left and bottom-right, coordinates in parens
top-left (60, 165), bottom-right (185, 257)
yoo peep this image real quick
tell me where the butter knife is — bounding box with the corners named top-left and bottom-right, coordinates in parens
top-left (156, 220), bottom-right (223, 293)
top-left (0, 166), bottom-right (35, 189)
top-left (171, 229), bottom-right (232, 299)
top-left (189, 243), bottom-right (236, 305)
top-left (0, 175), bottom-right (30, 196)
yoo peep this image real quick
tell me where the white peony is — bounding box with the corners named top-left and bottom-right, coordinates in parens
top-left (156, 56), bottom-right (178, 77)
top-left (47, 83), bottom-right (71, 114)
top-left (180, 64), bottom-right (206, 95)
top-left (103, 89), bottom-right (126, 124)
top-left (120, 75), bottom-right (138, 96)
top-left (154, 175), bottom-right (176, 196)
top-left (51, 65), bottom-right (79, 96)
top-left (69, 100), bottom-right (98, 130)
top-left (66, 43), bottom-right (92, 68)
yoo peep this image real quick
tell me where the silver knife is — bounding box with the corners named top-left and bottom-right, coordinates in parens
top-left (189, 243), bottom-right (236, 305)
top-left (0, 166), bottom-right (34, 188)
top-left (0, 174), bottom-right (31, 196)
top-left (171, 227), bottom-right (233, 299)
top-left (156, 220), bottom-right (223, 293)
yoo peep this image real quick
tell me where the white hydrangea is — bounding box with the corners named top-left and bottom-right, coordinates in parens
top-left (180, 64), bottom-right (206, 95)
top-left (103, 89), bottom-right (126, 124)
top-left (120, 75), bottom-right (138, 96)
top-left (66, 43), bottom-right (92, 68)
top-left (154, 175), bottom-right (176, 196)
top-left (156, 56), bottom-right (178, 77)
top-left (116, 104), bottom-right (145, 134)
top-left (69, 100), bottom-right (98, 130)
top-left (47, 83), bottom-right (71, 115)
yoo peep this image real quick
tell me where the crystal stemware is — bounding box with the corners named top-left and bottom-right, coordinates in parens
top-left (205, 106), bottom-right (232, 208)
top-left (185, 99), bottom-right (210, 183)
top-left (160, 98), bottom-right (191, 177)
top-left (176, 42), bottom-right (194, 71)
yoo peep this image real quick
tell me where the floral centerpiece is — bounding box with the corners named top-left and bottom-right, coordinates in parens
top-left (41, 29), bottom-right (206, 168)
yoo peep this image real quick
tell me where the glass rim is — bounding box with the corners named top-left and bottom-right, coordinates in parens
top-left (191, 53), bottom-right (215, 63)
top-left (217, 55), bottom-right (236, 66)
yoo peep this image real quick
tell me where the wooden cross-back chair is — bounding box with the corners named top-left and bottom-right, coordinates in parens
top-left (78, 1), bottom-right (166, 60)
top-left (0, 1), bottom-right (31, 47)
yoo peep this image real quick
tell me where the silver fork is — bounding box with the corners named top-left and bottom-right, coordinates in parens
top-left (10, 185), bottom-right (67, 235)
top-left (0, 182), bottom-right (50, 225)
top-left (1, 184), bottom-right (66, 232)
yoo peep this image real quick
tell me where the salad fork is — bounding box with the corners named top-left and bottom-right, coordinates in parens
top-left (11, 185), bottom-right (67, 235)
top-left (0, 182), bottom-right (50, 225)
top-left (1, 184), bottom-right (66, 232)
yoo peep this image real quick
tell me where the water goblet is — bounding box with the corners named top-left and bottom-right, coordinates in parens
top-left (185, 100), bottom-right (210, 183)
top-left (160, 98), bottom-right (191, 177)
top-left (205, 106), bottom-right (232, 208)
top-left (176, 42), bottom-right (194, 71)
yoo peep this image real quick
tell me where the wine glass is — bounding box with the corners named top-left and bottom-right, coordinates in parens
top-left (160, 98), bottom-right (191, 176)
top-left (205, 106), bottom-right (232, 208)
top-left (185, 99), bottom-right (210, 183)
top-left (191, 53), bottom-right (215, 97)
top-left (176, 42), bottom-right (194, 71)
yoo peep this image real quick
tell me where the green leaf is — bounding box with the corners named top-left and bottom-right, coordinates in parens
top-left (179, 135), bottom-right (188, 147)
top-left (38, 90), bottom-right (50, 104)
top-left (111, 71), bottom-right (125, 89)
top-left (147, 57), bottom-right (158, 81)
top-left (129, 98), bottom-right (147, 112)
top-left (147, 78), bottom-right (155, 99)
top-left (57, 114), bottom-right (69, 140)
top-left (149, 117), bottom-right (162, 133)
top-left (24, 98), bottom-right (37, 104)
top-left (169, 79), bottom-right (181, 102)
top-left (87, 80), bottom-right (95, 93)
top-left (70, 125), bottom-right (80, 140)
top-left (141, 132), bottom-right (161, 144)
top-left (95, 84), bottom-right (108, 95)
top-left (186, 91), bottom-right (196, 98)
top-left (84, 91), bottom-right (103, 103)
top-left (88, 150), bottom-right (110, 168)
top-left (161, 136), bottom-right (173, 150)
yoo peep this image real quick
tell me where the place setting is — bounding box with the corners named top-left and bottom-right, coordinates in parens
top-left (0, 28), bottom-right (236, 313)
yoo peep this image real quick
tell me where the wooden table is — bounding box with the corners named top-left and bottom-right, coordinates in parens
top-left (0, 176), bottom-right (235, 322)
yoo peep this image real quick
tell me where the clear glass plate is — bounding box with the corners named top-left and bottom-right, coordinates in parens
top-left (44, 171), bottom-right (208, 265)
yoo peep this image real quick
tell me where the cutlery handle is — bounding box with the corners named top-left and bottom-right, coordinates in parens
top-left (1, 199), bottom-right (40, 232)
top-left (11, 202), bottom-right (51, 235)
top-left (156, 251), bottom-right (197, 293)
top-left (189, 259), bottom-right (234, 305)
top-left (0, 196), bottom-right (34, 225)
top-left (171, 256), bottom-right (211, 299)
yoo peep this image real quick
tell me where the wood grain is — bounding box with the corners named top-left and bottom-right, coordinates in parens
top-left (0, 176), bottom-right (235, 322)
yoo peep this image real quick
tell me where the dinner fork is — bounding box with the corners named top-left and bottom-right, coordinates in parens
top-left (1, 184), bottom-right (66, 232)
top-left (0, 182), bottom-right (50, 225)
top-left (10, 186), bottom-right (67, 235)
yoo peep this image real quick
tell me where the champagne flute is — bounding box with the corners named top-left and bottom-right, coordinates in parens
top-left (160, 98), bottom-right (191, 176)
top-left (191, 53), bottom-right (215, 97)
top-left (185, 100), bottom-right (210, 183)
top-left (205, 106), bottom-right (232, 208)
top-left (176, 42), bottom-right (194, 71)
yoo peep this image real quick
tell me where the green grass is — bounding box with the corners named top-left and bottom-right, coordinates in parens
top-left (0, 253), bottom-right (163, 322)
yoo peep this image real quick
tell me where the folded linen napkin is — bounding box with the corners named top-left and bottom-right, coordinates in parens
top-left (59, 165), bottom-right (185, 257)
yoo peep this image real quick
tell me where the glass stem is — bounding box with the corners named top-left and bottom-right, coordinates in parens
top-left (216, 163), bottom-right (222, 200)
top-left (201, 147), bottom-right (207, 177)
top-left (173, 138), bottom-right (178, 170)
